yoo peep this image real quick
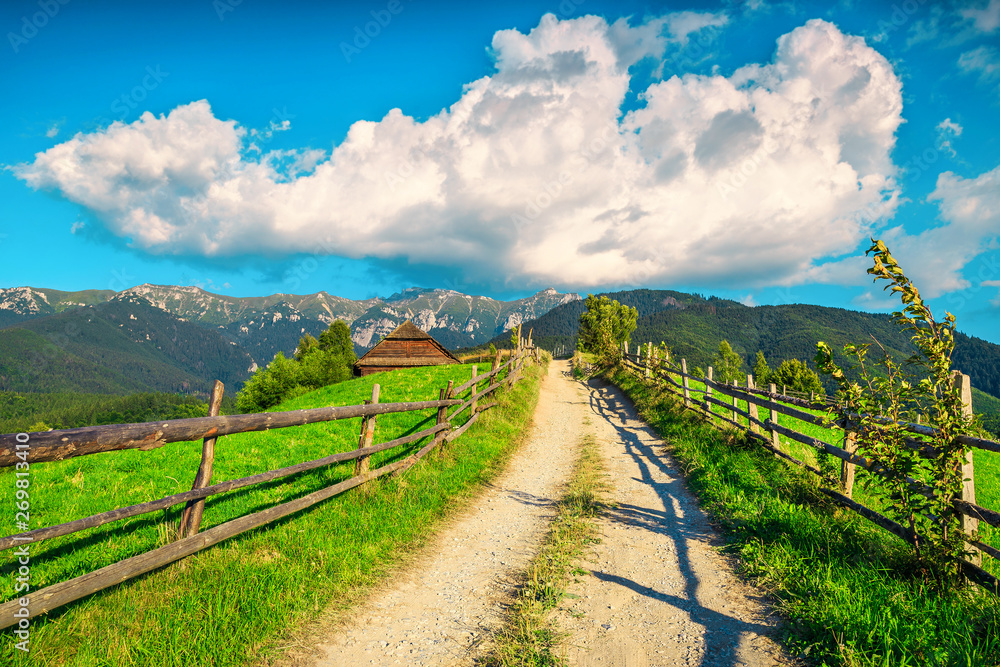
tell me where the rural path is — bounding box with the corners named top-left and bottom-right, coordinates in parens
top-left (551, 376), bottom-right (792, 666)
top-left (304, 360), bottom-right (585, 666)
top-left (299, 362), bottom-right (791, 666)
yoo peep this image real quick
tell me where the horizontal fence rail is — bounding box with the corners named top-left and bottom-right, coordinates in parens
top-left (0, 399), bottom-right (462, 467)
top-left (619, 344), bottom-right (1000, 594)
top-left (0, 341), bottom-right (538, 629)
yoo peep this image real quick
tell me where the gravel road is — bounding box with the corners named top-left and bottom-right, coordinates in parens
top-left (551, 376), bottom-right (793, 666)
top-left (306, 360), bottom-right (585, 666)
top-left (301, 362), bottom-right (791, 666)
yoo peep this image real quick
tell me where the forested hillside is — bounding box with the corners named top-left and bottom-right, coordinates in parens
top-left (0, 391), bottom-right (210, 433)
top-left (493, 290), bottom-right (1000, 402)
top-left (0, 296), bottom-right (254, 395)
top-left (487, 289), bottom-right (740, 351)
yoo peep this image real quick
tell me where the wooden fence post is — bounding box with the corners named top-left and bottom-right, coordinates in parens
top-left (645, 342), bottom-right (652, 378)
top-left (705, 367), bottom-right (713, 413)
top-left (731, 380), bottom-right (739, 424)
top-left (436, 381), bottom-right (453, 457)
top-left (354, 384), bottom-right (381, 475)
top-left (841, 428), bottom-right (858, 498)
top-left (624, 340), bottom-right (629, 359)
top-left (178, 380), bottom-right (224, 539)
top-left (681, 358), bottom-right (691, 408)
top-left (470, 365), bottom-right (479, 416)
top-left (747, 375), bottom-right (760, 433)
top-left (768, 383), bottom-right (782, 453)
top-left (956, 371), bottom-right (980, 566)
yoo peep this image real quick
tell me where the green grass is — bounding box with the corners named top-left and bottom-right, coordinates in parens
top-left (482, 430), bottom-right (604, 666)
top-left (607, 365), bottom-right (1000, 667)
top-left (1, 361), bottom-right (544, 666)
top-left (665, 369), bottom-right (1000, 577)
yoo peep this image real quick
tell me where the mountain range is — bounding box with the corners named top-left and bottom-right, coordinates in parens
top-left (0, 284), bottom-right (580, 394)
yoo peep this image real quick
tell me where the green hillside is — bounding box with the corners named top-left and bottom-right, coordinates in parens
top-left (485, 288), bottom-right (738, 351)
top-left (487, 289), bottom-right (1000, 432)
top-left (0, 360), bottom-right (542, 666)
top-left (0, 391), bottom-right (210, 433)
top-left (0, 297), bottom-right (254, 395)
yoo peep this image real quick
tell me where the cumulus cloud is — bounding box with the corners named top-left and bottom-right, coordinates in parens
top-left (810, 165), bottom-right (1000, 299)
top-left (882, 166), bottom-right (1000, 298)
top-left (16, 14), bottom-right (905, 291)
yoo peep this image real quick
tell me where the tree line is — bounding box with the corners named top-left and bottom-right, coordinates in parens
top-left (235, 320), bottom-right (358, 412)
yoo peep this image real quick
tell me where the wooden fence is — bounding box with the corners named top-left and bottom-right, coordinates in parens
top-left (0, 343), bottom-right (537, 629)
top-left (620, 344), bottom-right (1000, 594)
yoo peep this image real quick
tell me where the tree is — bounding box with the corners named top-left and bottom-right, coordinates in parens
top-left (752, 351), bottom-right (771, 386)
top-left (712, 340), bottom-right (743, 383)
top-left (236, 352), bottom-right (302, 413)
top-left (294, 333), bottom-right (319, 361)
top-left (297, 348), bottom-right (350, 388)
top-left (318, 320), bottom-right (356, 362)
top-left (578, 294), bottom-right (638, 364)
top-left (771, 359), bottom-right (824, 395)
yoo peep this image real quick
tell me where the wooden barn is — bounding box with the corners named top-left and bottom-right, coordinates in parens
top-left (354, 320), bottom-right (461, 376)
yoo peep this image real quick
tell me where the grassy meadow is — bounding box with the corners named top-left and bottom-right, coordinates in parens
top-left (608, 364), bottom-right (1000, 666)
top-left (662, 368), bottom-right (1000, 576)
top-left (1, 359), bottom-right (544, 666)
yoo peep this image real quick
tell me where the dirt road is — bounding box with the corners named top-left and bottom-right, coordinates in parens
top-left (551, 377), bottom-right (791, 666)
top-left (306, 360), bottom-right (585, 666)
top-left (302, 362), bottom-right (790, 666)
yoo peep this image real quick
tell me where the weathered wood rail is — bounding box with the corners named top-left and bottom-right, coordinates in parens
top-left (0, 342), bottom-right (537, 629)
top-left (620, 346), bottom-right (1000, 594)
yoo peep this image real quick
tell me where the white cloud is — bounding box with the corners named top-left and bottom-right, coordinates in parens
top-left (958, 44), bottom-right (1000, 90)
top-left (961, 0), bottom-right (1000, 34)
top-left (887, 166), bottom-right (1000, 298)
top-left (936, 117), bottom-right (963, 156)
top-left (70, 221), bottom-right (85, 234)
top-left (813, 165), bottom-right (1000, 300)
top-left (46, 123), bottom-right (60, 138)
top-left (664, 11), bottom-right (728, 46)
top-left (907, 1), bottom-right (1000, 48)
top-left (984, 279), bottom-right (1000, 306)
top-left (16, 15), bottom-right (906, 292)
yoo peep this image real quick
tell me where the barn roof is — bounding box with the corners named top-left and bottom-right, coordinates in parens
top-left (354, 320), bottom-right (460, 370)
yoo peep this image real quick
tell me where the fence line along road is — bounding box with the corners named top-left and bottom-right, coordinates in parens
top-left (0, 340), bottom-right (537, 630)
top-left (619, 344), bottom-right (1000, 595)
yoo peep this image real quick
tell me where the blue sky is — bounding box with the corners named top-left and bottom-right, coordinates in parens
top-left (2, 0), bottom-right (999, 343)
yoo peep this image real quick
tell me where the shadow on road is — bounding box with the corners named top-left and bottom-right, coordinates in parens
top-left (582, 375), bottom-right (775, 667)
